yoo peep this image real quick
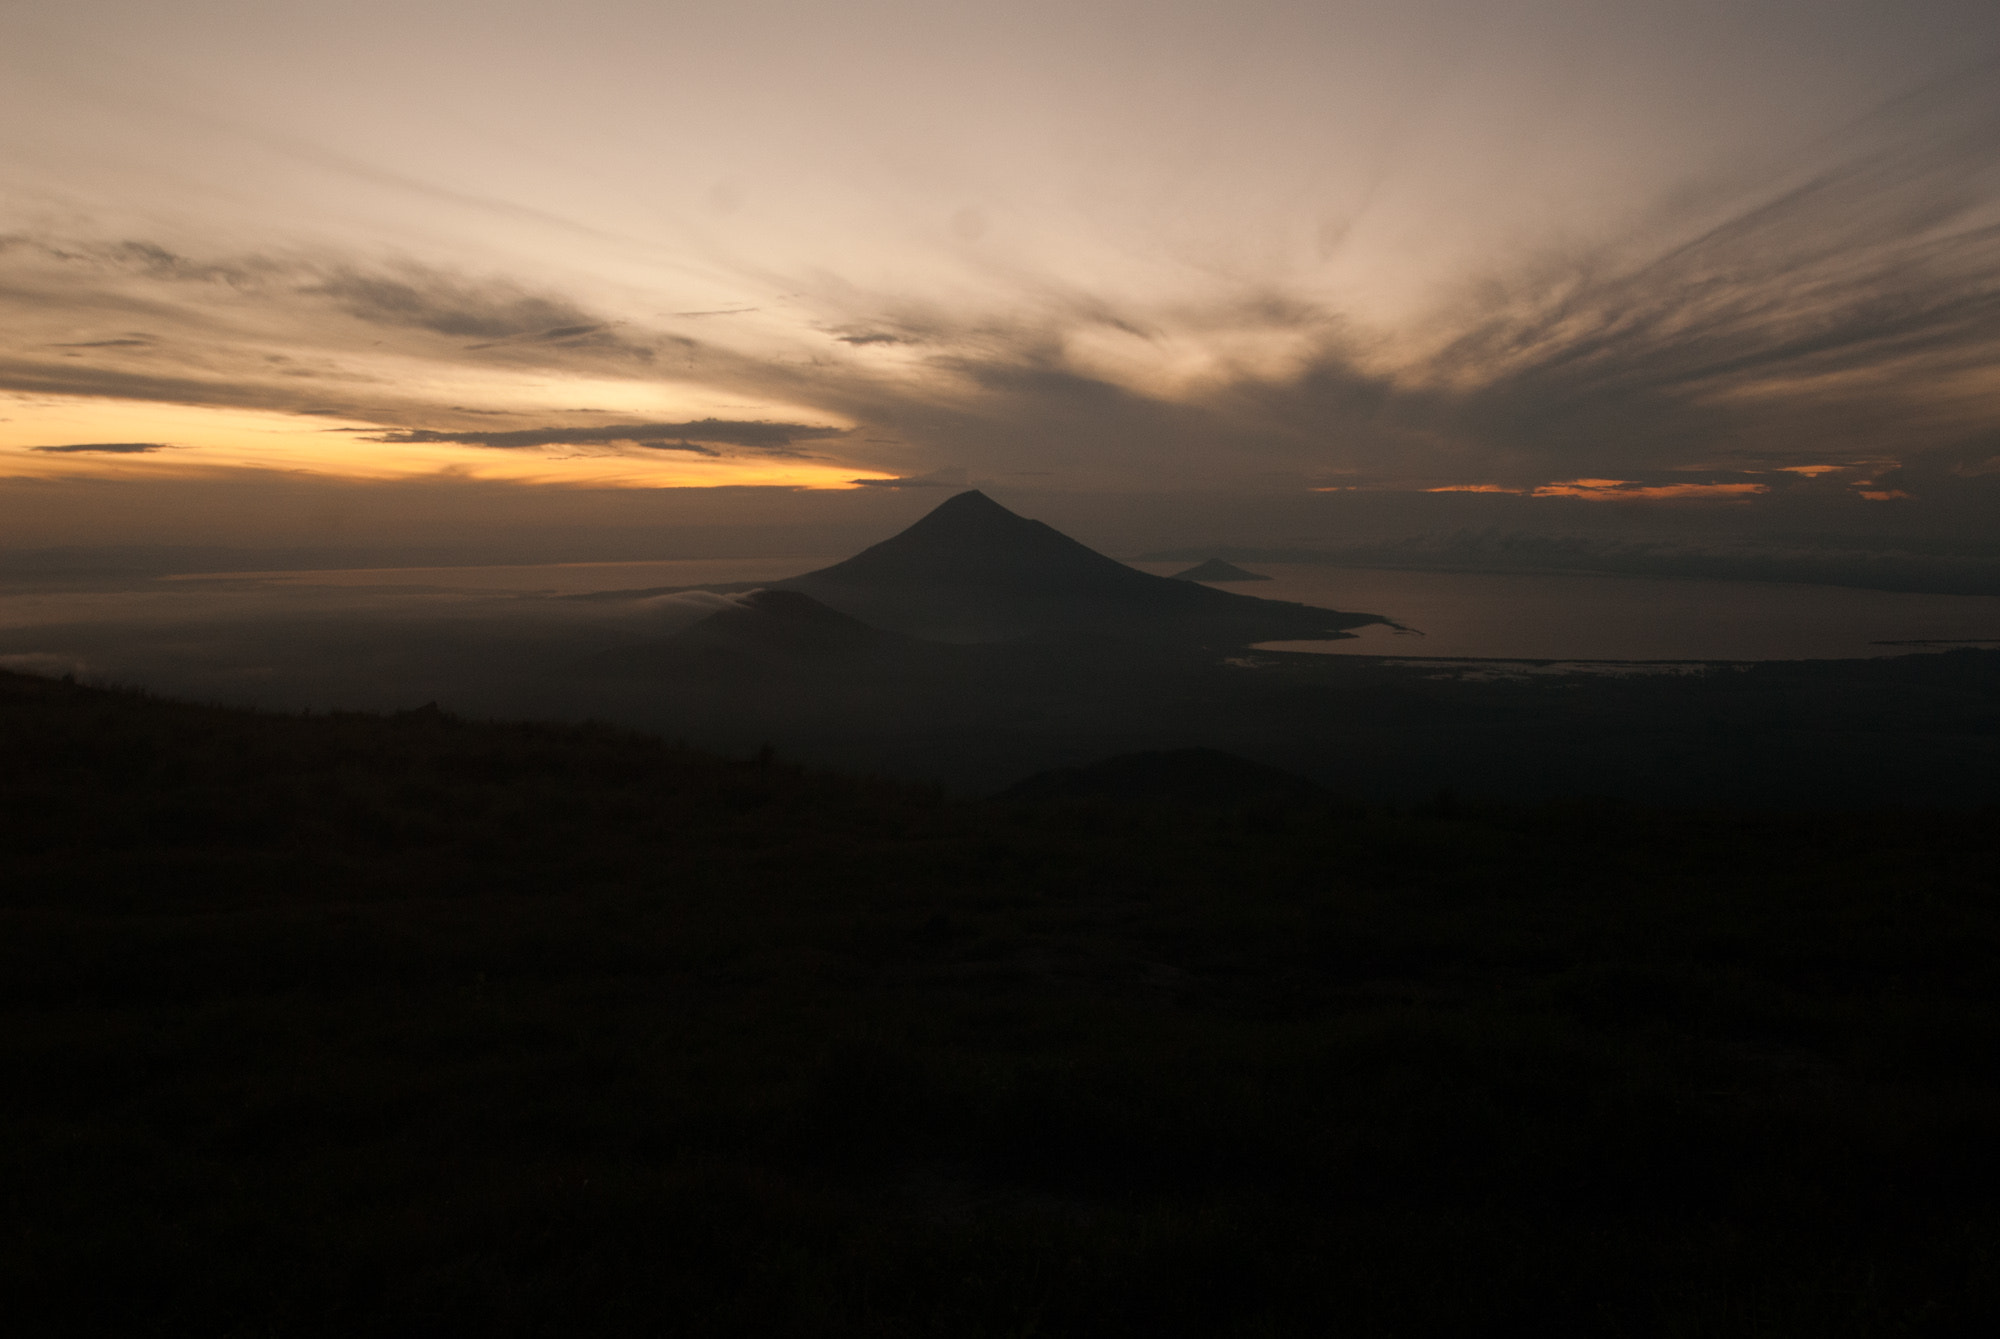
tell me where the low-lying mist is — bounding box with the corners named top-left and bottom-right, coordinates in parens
top-left (0, 576), bottom-right (738, 716)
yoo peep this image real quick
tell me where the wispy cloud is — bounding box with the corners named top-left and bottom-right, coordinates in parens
top-left (303, 268), bottom-right (664, 362)
top-left (2, 69), bottom-right (1997, 505)
top-left (1408, 95), bottom-right (2000, 475)
top-left (762, 71), bottom-right (2000, 496)
top-left (28, 442), bottom-right (172, 454)
top-left (365, 419), bottom-right (848, 455)
top-left (0, 240), bottom-right (765, 437)
top-left (833, 331), bottom-right (916, 347)
top-left (309, 267), bottom-right (598, 342)
top-left (849, 467), bottom-right (969, 489)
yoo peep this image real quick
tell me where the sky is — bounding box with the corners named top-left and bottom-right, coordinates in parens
top-left (3, 0), bottom-right (1999, 558)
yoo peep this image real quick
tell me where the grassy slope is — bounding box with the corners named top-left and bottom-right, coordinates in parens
top-left (4, 669), bottom-right (2000, 1336)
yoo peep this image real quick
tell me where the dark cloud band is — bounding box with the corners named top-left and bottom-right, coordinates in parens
top-left (366, 419), bottom-right (850, 453)
top-left (28, 442), bottom-right (172, 454)
top-left (850, 468), bottom-right (970, 488)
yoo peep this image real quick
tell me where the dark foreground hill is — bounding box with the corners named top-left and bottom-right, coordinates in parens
top-left (559, 637), bottom-right (2000, 806)
top-left (999, 746), bottom-right (1321, 806)
top-left (6, 668), bottom-right (2000, 1336)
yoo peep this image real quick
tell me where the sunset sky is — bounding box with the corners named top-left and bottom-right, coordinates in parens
top-left (3, 0), bottom-right (1998, 554)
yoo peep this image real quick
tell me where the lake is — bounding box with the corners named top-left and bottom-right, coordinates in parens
top-left (1127, 563), bottom-right (2000, 662)
top-left (11, 558), bottom-right (2000, 666)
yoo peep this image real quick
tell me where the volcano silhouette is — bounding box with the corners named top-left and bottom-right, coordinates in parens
top-left (776, 490), bottom-right (1381, 643)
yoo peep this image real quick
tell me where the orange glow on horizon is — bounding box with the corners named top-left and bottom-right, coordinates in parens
top-left (1531, 480), bottom-right (1767, 501)
top-left (0, 397), bottom-right (891, 490)
top-left (1409, 479), bottom-right (1769, 500)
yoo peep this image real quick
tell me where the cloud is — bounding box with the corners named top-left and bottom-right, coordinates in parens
top-left (1527, 480), bottom-right (1769, 501)
top-left (463, 322), bottom-right (613, 350)
top-left (0, 241), bottom-right (787, 440)
top-left (1395, 78), bottom-right (2000, 474)
top-left (727, 69), bottom-right (2000, 496)
top-left (302, 266), bottom-right (669, 363)
top-left (62, 240), bottom-right (278, 287)
top-left (28, 442), bottom-right (172, 454)
top-left (0, 353), bottom-right (368, 417)
top-left (3, 69), bottom-right (1998, 510)
top-left (365, 418), bottom-right (849, 455)
top-left (306, 267), bottom-right (599, 342)
top-left (850, 468), bottom-right (969, 489)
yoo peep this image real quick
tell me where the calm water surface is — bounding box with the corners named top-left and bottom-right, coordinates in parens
top-left (18, 558), bottom-right (1996, 665)
top-left (1134, 563), bottom-right (2000, 661)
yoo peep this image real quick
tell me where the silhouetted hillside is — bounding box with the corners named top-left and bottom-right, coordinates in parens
top-left (6, 667), bottom-right (2000, 1335)
top-left (553, 633), bottom-right (2000, 806)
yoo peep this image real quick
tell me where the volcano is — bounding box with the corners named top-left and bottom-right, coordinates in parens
top-left (776, 490), bottom-right (1381, 643)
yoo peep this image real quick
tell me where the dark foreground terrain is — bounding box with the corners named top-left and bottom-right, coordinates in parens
top-left (6, 668), bottom-right (2000, 1335)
